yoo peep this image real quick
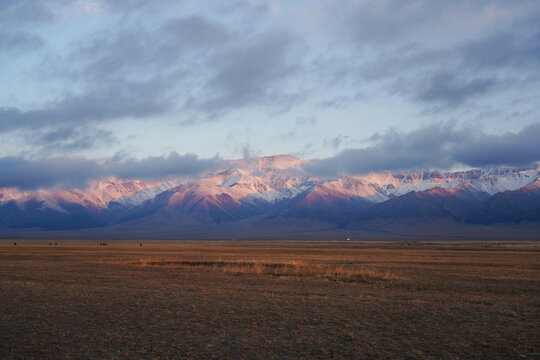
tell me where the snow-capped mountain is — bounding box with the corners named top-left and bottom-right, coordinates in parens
top-left (0, 155), bottom-right (539, 235)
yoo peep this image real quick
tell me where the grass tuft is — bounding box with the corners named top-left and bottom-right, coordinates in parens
top-left (127, 258), bottom-right (403, 283)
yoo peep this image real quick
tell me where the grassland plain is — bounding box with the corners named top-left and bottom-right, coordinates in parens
top-left (0, 241), bottom-right (539, 359)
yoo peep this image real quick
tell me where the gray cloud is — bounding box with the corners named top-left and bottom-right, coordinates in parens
top-left (31, 127), bottom-right (116, 156)
top-left (0, 15), bottom-right (233, 150)
top-left (0, 1), bottom-right (49, 55)
top-left (74, 16), bottom-right (231, 79)
top-left (0, 0), bottom-right (54, 26)
top-left (0, 31), bottom-right (44, 53)
top-left (337, 0), bottom-right (439, 45)
top-left (107, 152), bottom-right (224, 180)
top-left (2, 121), bottom-right (539, 190)
top-left (0, 76), bottom-right (175, 133)
top-left (304, 123), bottom-right (540, 176)
top-left (0, 156), bottom-right (103, 190)
top-left (69, 13), bottom-right (306, 117)
top-left (331, 0), bottom-right (537, 47)
top-left (1, 12), bottom-right (305, 144)
top-left (2, 0), bottom-right (540, 164)
top-left (325, 135), bottom-right (350, 150)
top-left (295, 116), bottom-right (317, 126)
top-left (460, 29), bottom-right (540, 70)
top-left (317, 92), bottom-right (365, 109)
top-left (186, 29), bottom-right (304, 113)
top-left (0, 152), bottom-right (224, 190)
top-left (417, 73), bottom-right (497, 106)
top-left (345, 7), bottom-right (540, 107)
top-left (453, 124), bottom-right (540, 167)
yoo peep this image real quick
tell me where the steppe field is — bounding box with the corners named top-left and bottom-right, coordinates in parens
top-left (1, 240), bottom-right (539, 359)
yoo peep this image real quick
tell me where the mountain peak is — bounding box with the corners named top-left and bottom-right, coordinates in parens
top-left (1, 161), bottom-right (539, 233)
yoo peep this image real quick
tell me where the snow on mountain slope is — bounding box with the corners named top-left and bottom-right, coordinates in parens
top-left (112, 179), bottom-right (185, 207)
top-left (0, 155), bottom-right (538, 225)
top-left (466, 178), bottom-right (540, 224)
top-left (181, 159), bottom-right (311, 206)
top-left (242, 184), bottom-right (313, 205)
top-left (82, 177), bottom-right (185, 207)
top-left (358, 183), bottom-right (491, 221)
top-left (358, 167), bottom-right (539, 198)
top-left (321, 177), bottom-right (387, 202)
top-left (0, 177), bottom-right (184, 214)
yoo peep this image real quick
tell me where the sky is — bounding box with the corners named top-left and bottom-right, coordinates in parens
top-left (1, 0), bottom-right (540, 188)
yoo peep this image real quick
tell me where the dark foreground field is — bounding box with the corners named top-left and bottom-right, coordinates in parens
top-left (1, 241), bottom-right (539, 359)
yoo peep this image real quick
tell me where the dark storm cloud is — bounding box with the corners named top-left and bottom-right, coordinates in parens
top-left (0, 153), bottom-right (224, 190)
top-left (304, 123), bottom-right (540, 176)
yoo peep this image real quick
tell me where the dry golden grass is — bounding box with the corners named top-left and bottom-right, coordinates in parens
top-left (1, 240), bottom-right (539, 359)
top-left (127, 258), bottom-right (402, 283)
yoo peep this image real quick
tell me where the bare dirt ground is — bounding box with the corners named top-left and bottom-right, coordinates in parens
top-left (1, 240), bottom-right (539, 359)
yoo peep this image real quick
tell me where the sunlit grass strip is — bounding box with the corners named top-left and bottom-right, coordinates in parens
top-left (128, 258), bottom-right (404, 283)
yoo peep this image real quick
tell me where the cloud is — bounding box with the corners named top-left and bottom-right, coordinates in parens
top-left (107, 152), bottom-right (224, 180)
top-left (69, 14), bottom-right (305, 116)
top-left (0, 31), bottom-right (44, 53)
top-left (186, 29), bottom-right (304, 113)
top-left (2, 0), bottom-right (540, 162)
top-left (75, 1), bottom-right (105, 17)
top-left (0, 15), bottom-right (236, 151)
top-left (460, 30), bottom-right (540, 70)
top-left (0, 0), bottom-right (55, 26)
top-left (1, 13), bottom-right (305, 142)
top-left (453, 124), bottom-right (540, 167)
top-left (74, 16), bottom-right (231, 79)
top-left (304, 123), bottom-right (540, 176)
top-left (0, 156), bottom-right (103, 190)
top-left (31, 127), bottom-right (116, 156)
top-left (0, 153), bottom-right (224, 190)
top-left (416, 73), bottom-right (497, 106)
top-left (329, 0), bottom-right (536, 47)
top-left (340, 5), bottom-right (540, 108)
top-left (325, 135), bottom-right (350, 150)
top-left (356, 27), bottom-right (539, 106)
top-left (0, 77), bottom-right (175, 134)
top-left (5, 122), bottom-right (537, 190)
top-left (295, 116), bottom-right (317, 126)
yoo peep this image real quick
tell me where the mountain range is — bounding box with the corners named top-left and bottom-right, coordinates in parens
top-left (1, 155), bottom-right (539, 239)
